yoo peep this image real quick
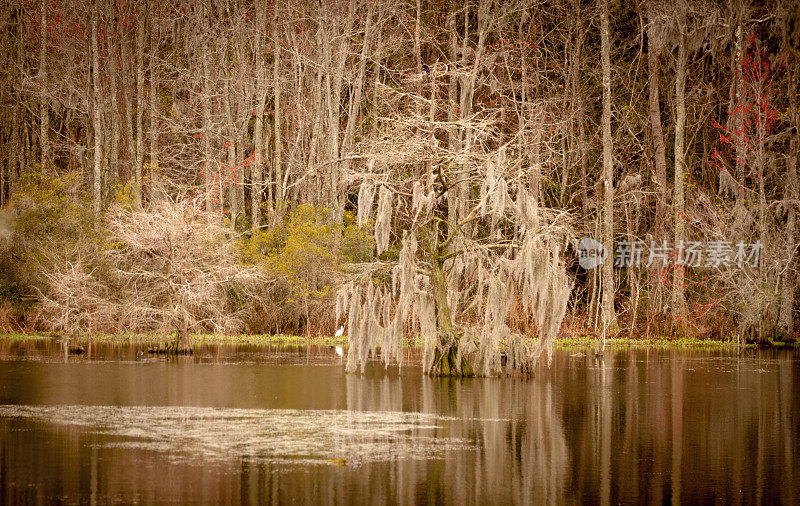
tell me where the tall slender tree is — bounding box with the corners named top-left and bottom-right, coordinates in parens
top-left (647, 7), bottom-right (669, 315)
top-left (251, 0), bottom-right (267, 230)
top-left (271, 0), bottom-right (283, 223)
top-left (91, 0), bottom-right (103, 223)
top-left (600, 0), bottom-right (617, 332)
top-left (39, 0), bottom-right (49, 173)
top-left (779, 5), bottom-right (798, 333)
top-left (672, 21), bottom-right (687, 326)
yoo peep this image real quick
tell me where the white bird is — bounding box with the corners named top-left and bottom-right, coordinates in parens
top-left (331, 325), bottom-right (345, 359)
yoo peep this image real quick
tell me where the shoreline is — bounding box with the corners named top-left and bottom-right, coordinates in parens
top-left (1, 332), bottom-right (791, 350)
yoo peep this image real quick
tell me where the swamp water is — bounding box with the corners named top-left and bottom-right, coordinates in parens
top-left (0, 340), bottom-right (797, 504)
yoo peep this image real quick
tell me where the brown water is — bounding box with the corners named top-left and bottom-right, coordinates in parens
top-left (0, 340), bottom-right (797, 505)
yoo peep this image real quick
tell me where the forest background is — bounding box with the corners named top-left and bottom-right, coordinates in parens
top-left (0, 0), bottom-right (798, 373)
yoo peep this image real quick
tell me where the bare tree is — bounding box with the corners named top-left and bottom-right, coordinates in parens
top-left (91, 0), bottom-right (103, 223)
top-left (41, 193), bottom-right (271, 348)
top-left (647, 5), bottom-right (669, 315)
top-left (599, 0), bottom-right (617, 332)
top-left (672, 15), bottom-right (687, 325)
top-left (133, 1), bottom-right (145, 207)
top-left (779, 3), bottom-right (799, 333)
top-left (337, 49), bottom-right (574, 375)
top-left (148, 5), bottom-right (158, 194)
top-left (38, 0), bottom-right (49, 174)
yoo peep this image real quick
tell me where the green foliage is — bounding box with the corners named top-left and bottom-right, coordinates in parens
top-left (11, 172), bottom-right (93, 244)
top-left (110, 181), bottom-right (137, 211)
top-left (243, 204), bottom-right (373, 267)
top-left (241, 204), bottom-right (374, 334)
top-left (2, 172), bottom-right (98, 298)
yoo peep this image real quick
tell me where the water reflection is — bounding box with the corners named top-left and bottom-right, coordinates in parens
top-left (0, 340), bottom-right (797, 504)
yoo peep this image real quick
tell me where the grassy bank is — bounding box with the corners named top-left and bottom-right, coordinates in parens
top-left (0, 332), bottom-right (779, 350)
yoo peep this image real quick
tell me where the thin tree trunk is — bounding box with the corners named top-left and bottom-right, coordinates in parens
top-left (323, 24), bottom-right (335, 206)
top-left (462, 0), bottom-right (488, 225)
top-left (134, 2), bottom-right (145, 207)
top-left (106, 0), bottom-right (120, 188)
top-left (224, 76), bottom-right (239, 227)
top-left (446, 0), bottom-right (460, 233)
top-left (23, 113), bottom-right (31, 179)
top-left (252, 0), bottom-right (267, 230)
top-left (39, 0), bottom-right (49, 173)
top-left (647, 19), bottom-right (668, 315)
top-left (9, 13), bottom-right (24, 197)
top-left (309, 21), bottom-right (325, 205)
top-left (560, 13), bottom-right (575, 208)
top-left (328, 0), bottom-right (355, 219)
top-left (730, 21), bottom-right (746, 228)
top-left (569, 1), bottom-right (589, 221)
top-left (149, 10), bottom-right (158, 193)
top-left (91, 1), bottom-right (102, 223)
top-left (10, 71), bottom-right (20, 197)
top-left (120, 17), bottom-right (137, 199)
top-left (600, 0), bottom-right (616, 331)
top-left (672, 31), bottom-right (687, 326)
top-left (201, 36), bottom-right (214, 214)
top-left (342, 5), bottom-right (373, 155)
top-left (780, 50), bottom-right (798, 333)
top-left (272, 0), bottom-right (283, 222)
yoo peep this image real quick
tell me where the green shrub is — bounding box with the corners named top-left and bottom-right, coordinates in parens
top-left (241, 205), bottom-right (374, 334)
top-left (2, 172), bottom-right (98, 299)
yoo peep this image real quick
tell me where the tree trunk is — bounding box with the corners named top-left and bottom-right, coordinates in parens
top-left (201, 35), bottom-right (214, 215)
top-left (599, 0), bottom-right (616, 332)
top-left (9, 13), bottom-right (24, 197)
top-left (120, 17), bottom-right (137, 201)
top-left (105, 1), bottom-right (120, 188)
top-left (429, 235), bottom-right (472, 377)
top-left (149, 10), bottom-right (158, 193)
top-left (39, 0), bottom-right (49, 174)
top-left (779, 51), bottom-right (798, 334)
top-left (329, 0), bottom-right (355, 219)
top-left (134, 3), bottom-right (145, 207)
top-left (672, 32), bottom-right (687, 327)
top-left (252, 0), bottom-right (266, 230)
top-left (91, 1), bottom-right (102, 223)
top-left (223, 50), bottom-right (240, 228)
top-left (647, 19), bottom-right (668, 315)
top-left (272, 0), bottom-right (283, 222)
top-left (10, 70), bottom-right (20, 198)
top-left (342, 5), bottom-right (373, 155)
top-left (446, 0), bottom-right (460, 233)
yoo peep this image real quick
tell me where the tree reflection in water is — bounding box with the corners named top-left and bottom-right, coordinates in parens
top-left (0, 343), bottom-right (796, 504)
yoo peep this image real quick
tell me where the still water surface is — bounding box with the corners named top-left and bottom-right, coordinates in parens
top-left (0, 340), bottom-right (797, 504)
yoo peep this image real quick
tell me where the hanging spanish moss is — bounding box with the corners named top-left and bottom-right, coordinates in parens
top-left (337, 147), bottom-right (574, 377)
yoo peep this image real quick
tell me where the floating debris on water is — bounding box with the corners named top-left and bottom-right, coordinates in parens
top-left (0, 405), bottom-right (473, 466)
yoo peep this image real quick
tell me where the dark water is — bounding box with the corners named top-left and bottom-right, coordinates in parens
top-left (0, 340), bottom-right (797, 505)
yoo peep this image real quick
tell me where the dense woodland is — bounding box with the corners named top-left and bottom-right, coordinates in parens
top-left (0, 0), bottom-right (798, 374)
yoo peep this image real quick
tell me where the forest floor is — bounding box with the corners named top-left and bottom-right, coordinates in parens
top-left (0, 332), bottom-right (788, 350)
